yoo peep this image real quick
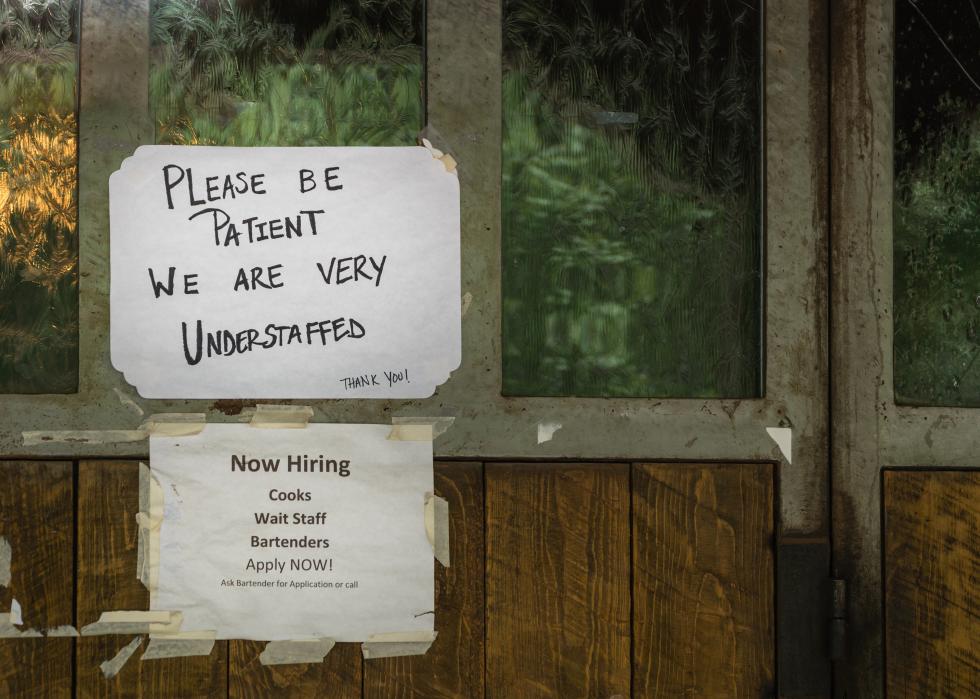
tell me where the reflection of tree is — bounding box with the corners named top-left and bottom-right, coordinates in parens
top-left (150, 0), bottom-right (422, 146)
top-left (895, 0), bottom-right (980, 405)
top-left (502, 0), bottom-right (760, 397)
top-left (0, 0), bottom-right (78, 393)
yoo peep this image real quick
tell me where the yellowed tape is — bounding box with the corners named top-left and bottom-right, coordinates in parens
top-left (419, 137), bottom-right (457, 173)
top-left (424, 493), bottom-right (451, 567)
top-left (361, 630), bottom-right (437, 659)
top-left (140, 413), bottom-right (206, 436)
top-left (137, 463), bottom-right (164, 596)
top-left (259, 638), bottom-right (336, 665)
top-left (100, 636), bottom-right (143, 679)
top-left (386, 423), bottom-right (434, 442)
top-left (391, 417), bottom-right (454, 439)
top-left (80, 611), bottom-right (182, 636)
top-left (22, 412), bottom-right (206, 446)
top-left (248, 404), bottom-right (314, 429)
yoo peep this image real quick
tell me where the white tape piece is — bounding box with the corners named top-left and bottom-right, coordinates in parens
top-left (114, 387), bottom-right (145, 416)
top-left (361, 630), bottom-right (438, 659)
top-left (9, 598), bottom-right (21, 626)
top-left (0, 536), bottom-right (10, 587)
top-left (259, 638), bottom-right (336, 665)
top-left (424, 493), bottom-right (451, 567)
top-left (100, 636), bottom-right (143, 679)
top-left (248, 404), bottom-right (314, 429)
top-left (142, 631), bottom-right (216, 660)
top-left (81, 611), bottom-right (182, 636)
top-left (45, 625), bottom-right (79, 637)
top-left (537, 421), bottom-right (562, 444)
top-left (766, 427), bottom-right (793, 465)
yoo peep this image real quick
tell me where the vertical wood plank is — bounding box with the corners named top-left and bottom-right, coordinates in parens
top-left (363, 462), bottom-right (484, 699)
top-left (0, 461), bottom-right (74, 698)
top-left (229, 641), bottom-right (361, 699)
top-left (884, 470), bottom-right (980, 699)
top-left (486, 463), bottom-right (630, 699)
top-left (631, 463), bottom-right (774, 698)
top-left (76, 460), bottom-right (227, 698)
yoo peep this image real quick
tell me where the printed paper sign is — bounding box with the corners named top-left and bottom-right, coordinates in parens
top-left (110, 145), bottom-right (460, 398)
top-left (149, 424), bottom-right (434, 641)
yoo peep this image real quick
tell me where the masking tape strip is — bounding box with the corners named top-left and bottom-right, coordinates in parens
top-left (248, 404), bottom-right (314, 429)
top-left (386, 423), bottom-right (434, 442)
top-left (361, 631), bottom-right (438, 659)
top-left (391, 417), bottom-right (454, 440)
top-left (0, 536), bottom-right (10, 587)
top-left (100, 636), bottom-right (143, 679)
top-left (424, 493), bottom-right (451, 567)
top-left (142, 631), bottom-right (217, 660)
top-left (22, 412), bottom-right (206, 446)
top-left (140, 413), bottom-right (207, 436)
top-left (81, 611), bottom-right (182, 636)
top-left (259, 638), bottom-right (336, 665)
top-left (137, 463), bottom-right (164, 595)
top-left (419, 137), bottom-right (457, 173)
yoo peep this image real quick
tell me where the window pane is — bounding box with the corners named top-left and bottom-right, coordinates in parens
top-left (0, 0), bottom-right (79, 393)
top-left (150, 0), bottom-right (423, 147)
top-left (895, 0), bottom-right (980, 405)
top-left (502, 0), bottom-right (762, 397)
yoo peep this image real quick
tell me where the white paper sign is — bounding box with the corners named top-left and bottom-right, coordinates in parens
top-left (149, 424), bottom-right (434, 641)
top-left (110, 145), bottom-right (460, 398)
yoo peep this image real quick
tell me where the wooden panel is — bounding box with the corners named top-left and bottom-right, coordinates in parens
top-left (229, 641), bottom-right (361, 699)
top-left (0, 461), bottom-right (74, 698)
top-left (632, 463), bottom-right (774, 697)
top-left (364, 462), bottom-right (484, 699)
top-left (76, 461), bottom-right (227, 698)
top-left (884, 470), bottom-right (980, 698)
top-left (485, 463), bottom-right (630, 699)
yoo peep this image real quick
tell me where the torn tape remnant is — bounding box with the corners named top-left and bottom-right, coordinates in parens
top-left (259, 638), bottom-right (336, 666)
top-left (424, 493), bottom-right (451, 567)
top-left (537, 421), bottom-right (562, 445)
top-left (249, 404), bottom-right (314, 429)
top-left (0, 613), bottom-right (41, 638)
top-left (140, 413), bottom-right (206, 437)
top-left (100, 636), bottom-right (143, 679)
top-left (362, 631), bottom-right (438, 660)
top-left (0, 536), bottom-right (10, 587)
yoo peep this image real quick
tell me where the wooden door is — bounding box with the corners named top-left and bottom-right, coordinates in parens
top-left (0, 0), bottom-right (830, 696)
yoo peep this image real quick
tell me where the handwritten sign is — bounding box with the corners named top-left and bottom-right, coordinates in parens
top-left (149, 424), bottom-right (434, 641)
top-left (110, 146), bottom-right (460, 398)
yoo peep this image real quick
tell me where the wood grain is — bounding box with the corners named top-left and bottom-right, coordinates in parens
top-left (364, 462), bottom-right (485, 699)
top-left (632, 463), bottom-right (774, 698)
top-left (75, 461), bottom-right (227, 699)
top-left (884, 470), bottom-right (980, 698)
top-left (0, 461), bottom-right (74, 698)
top-left (229, 641), bottom-right (361, 699)
top-left (485, 463), bottom-right (630, 699)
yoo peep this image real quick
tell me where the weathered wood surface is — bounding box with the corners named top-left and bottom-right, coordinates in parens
top-left (632, 463), bottom-right (775, 697)
top-left (76, 461), bottom-right (227, 698)
top-left (0, 459), bottom-right (780, 697)
top-left (363, 462), bottom-right (485, 699)
top-left (0, 461), bottom-right (74, 698)
top-left (485, 463), bottom-right (631, 699)
top-left (885, 470), bottom-right (980, 699)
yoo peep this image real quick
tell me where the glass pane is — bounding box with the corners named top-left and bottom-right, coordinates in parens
top-left (0, 0), bottom-right (79, 393)
top-left (502, 0), bottom-right (762, 398)
top-left (150, 0), bottom-right (423, 147)
top-left (895, 0), bottom-right (980, 405)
